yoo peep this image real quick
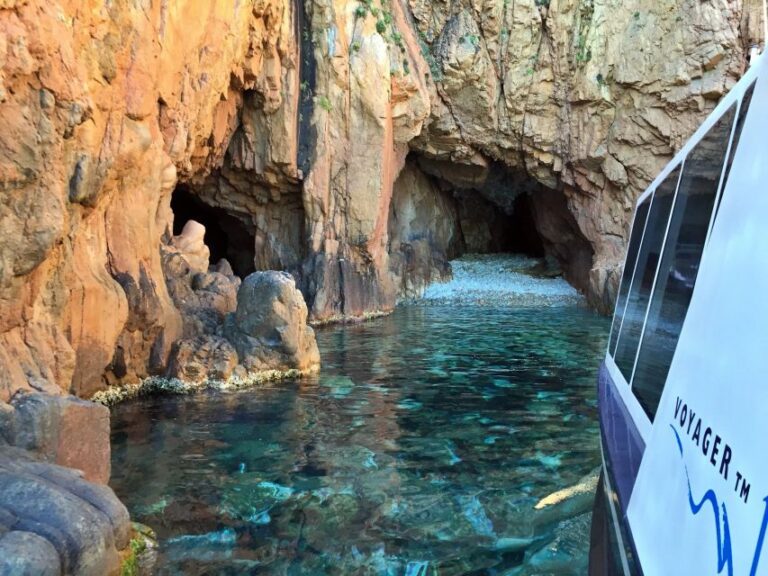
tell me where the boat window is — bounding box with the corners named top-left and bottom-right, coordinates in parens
top-left (631, 103), bottom-right (737, 419)
top-left (713, 81), bottom-right (756, 221)
top-left (613, 166), bottom-right (680, 382)
top-left (608, 196), bottom-right (652, 356)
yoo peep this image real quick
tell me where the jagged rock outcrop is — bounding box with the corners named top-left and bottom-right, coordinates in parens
top-left (0, 0), bottom-right (764, 396)
top-left (164, 265), bottom-right (320, 384)
top-left (409, 0), bottom-right (763, 309)
top-left (3, 0), bottom-right (759, 572)
top-left (0, 0), bottom-right (306, 399)
top-left (296, 0), bottom-right (432, 321)
top-left (225, 271), bottom-right (320, 373)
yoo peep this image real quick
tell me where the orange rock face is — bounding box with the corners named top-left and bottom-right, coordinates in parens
top-left (0, 0), bottom-right (300, 398)
top-left (0, 0), bottom-right (763, 399)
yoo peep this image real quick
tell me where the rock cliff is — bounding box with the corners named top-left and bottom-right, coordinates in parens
top-left (410, 0), bottom-right (764, 310)
top-left (0, 0), bottom-right (764, 401)
top-left (0, 0), bottom-right (312, 399)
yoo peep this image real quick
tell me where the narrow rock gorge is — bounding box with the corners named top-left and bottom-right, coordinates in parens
top-left (0, 0), bottom-right (763, 400)
top-left (0, 0), bottom-right (764, 572)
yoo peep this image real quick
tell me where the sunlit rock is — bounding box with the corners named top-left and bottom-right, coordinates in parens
top-left (7, 393), bottom-right (111, 485)
top-left (225, 271), bottom-right (320, 375)
top-left (171, 221), bottom-right (210, 275)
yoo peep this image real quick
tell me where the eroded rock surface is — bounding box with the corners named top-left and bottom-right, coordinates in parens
top-left (388, 162), bottom-right (462, 298)
top-left (0, 0), bottom-right (763, 397)
top-left (3, 393), bottom-right (111, 485)
top-left (0, 444), bottom-right (130, 576)
top-left (162, 231), bottom-right (319, 384)
top-left (410, 0), bottom-right (762, 310)
top-left (0, 0), bottom-right (303, 400)
top-left (225, 272), bottom-right (321, 375)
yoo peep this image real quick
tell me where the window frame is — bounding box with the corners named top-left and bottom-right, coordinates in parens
top-left (611, 164), bottom-right (684, 379)
top-left (603, 74), bottom-right (759, 442)
top-left (608, 194), bottom-right (653, 357)
top-left (629, 102), bottom-right (739, 419)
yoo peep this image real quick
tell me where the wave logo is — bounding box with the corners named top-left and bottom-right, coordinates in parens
top-left (670, 425), bottom-right (768, 576)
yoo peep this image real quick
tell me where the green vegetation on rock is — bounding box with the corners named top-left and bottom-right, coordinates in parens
top-left (316, 95), bottom-right (333, 112)
top-left (120, 538), bottom-right (147, 576)
top-left (353, 0), bottom-right (411, 75)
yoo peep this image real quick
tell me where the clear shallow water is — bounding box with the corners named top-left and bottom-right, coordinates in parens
top-left (111, 305), bottom-right (609, 575)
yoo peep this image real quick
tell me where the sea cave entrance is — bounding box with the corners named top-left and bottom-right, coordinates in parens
top-left (402, 157), bottom-right (595, 293)
top-left (455, 190), bottom-right (548, 260)
top-left (171, 186), bottom-right (256, 278)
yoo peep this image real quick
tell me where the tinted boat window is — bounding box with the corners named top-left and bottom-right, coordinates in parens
top-left (609, 197), bottom-right (652, 356)
top-left (632, 103), bottom-right (737, 419)
top-left (714, 81), bottom-right (755, 221)
top-left (613, 166), bottom-right (680, 381)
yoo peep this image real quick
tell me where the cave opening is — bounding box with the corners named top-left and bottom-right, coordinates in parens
top-left (170, 186), bottom-right (256, 278)
top-left (455, 190), bottom-right (547, 258)
top-left (410, 155), bottom-right (595, 293)
top-left (502, 192), bottom-right (547, 258)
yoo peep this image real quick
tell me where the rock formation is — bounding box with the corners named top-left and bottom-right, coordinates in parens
top-left (3, 393), bottom-right (111, 484)
top-left (224, 271), bottom-right (320, 374)
top-left (0, 0), bottom-right (764, 397)
top-left (165, 267), bottom-right (320, 385)
top-left (409, 0), bottom-right (764, 310)
top-left (0, 0), bottom-right (322, 400)
top-left (0, 447), bottom-right (131, 576)
top-left (0, 0), bottom-right (763, 571)
top-left (0, 397), bottom-right (131, 576)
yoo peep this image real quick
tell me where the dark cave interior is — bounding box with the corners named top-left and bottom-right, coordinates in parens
top-left (455, 190), bottom-right (547, 258)
top-left (171, 186), bottom-right (257, 278)
top-left (499, 192), bottom-right (547, 257)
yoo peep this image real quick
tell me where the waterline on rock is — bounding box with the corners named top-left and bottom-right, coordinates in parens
top-left (91, 369), bottom-right (313, 406)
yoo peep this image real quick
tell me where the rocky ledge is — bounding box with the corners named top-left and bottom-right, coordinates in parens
top-left (93, 270), bottom-right (321, 403)
top-left (0, 395), bottom-right (131, 576)
top-left (0, 222), bottom-right (322, 572)
top-left (90, 223), bottom-right (322, 405)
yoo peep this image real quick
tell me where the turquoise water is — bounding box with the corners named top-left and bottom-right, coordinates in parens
top-left (110, 305), bottom-right (610, 575)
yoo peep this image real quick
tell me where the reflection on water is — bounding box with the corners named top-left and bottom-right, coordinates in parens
top-left (110, 305), bottom-right (609, 575)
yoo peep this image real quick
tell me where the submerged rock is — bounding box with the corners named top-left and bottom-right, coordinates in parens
top-left (533, 468), bottom-right (600, 527)
top-left (534, 469), bottom-right (600, 511)
top-left (518, 513), bottom-right (593, 575)
top-left (225, 271), bottom-right (320, 375)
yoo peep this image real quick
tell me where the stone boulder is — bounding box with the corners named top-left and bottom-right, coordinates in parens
top-left (5, 393), bottom-right (111, 485)
top-left (225, 272), bottom-right (320, 375)
top-left (0, 444), bottom-right (130, 576)
top-left (0, 531), bottom-right (60, 576)
top-left (163, 248), bottom-right (241, 339)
